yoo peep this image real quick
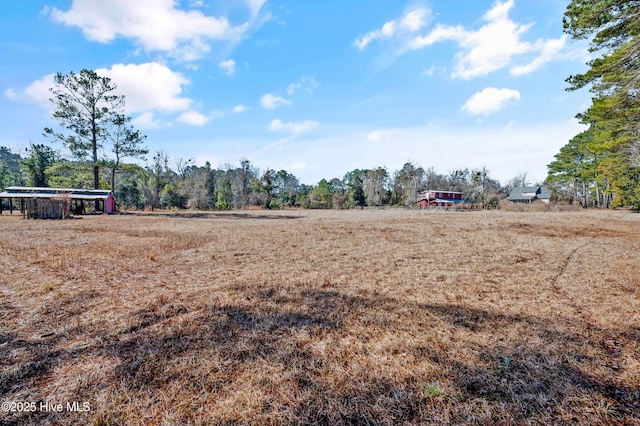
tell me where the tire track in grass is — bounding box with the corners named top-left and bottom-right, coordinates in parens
top-left (550, 245), bottom-right (583, 295)
top-left (548, 243), bottom-right (593, 324)
top-left (549, 243), bottom-right (630, 381)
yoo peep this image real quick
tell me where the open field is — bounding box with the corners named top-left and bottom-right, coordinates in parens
top-left (0, 209), bottom-right (639, 425)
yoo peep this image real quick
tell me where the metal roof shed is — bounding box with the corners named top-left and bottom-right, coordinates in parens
top-left (0, 186), bottom-right (116, 217)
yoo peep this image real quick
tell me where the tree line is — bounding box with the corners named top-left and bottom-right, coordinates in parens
top-left (547, 1), bottom-right (640, 210)
top-left (8, 25), bottom-right (640, 213)
top-left (4, 4), bottom-right (640, 211)
top-left (0, 68), bottom-right (537, 211)
top-left (2, 144), bottom-right (523, 210)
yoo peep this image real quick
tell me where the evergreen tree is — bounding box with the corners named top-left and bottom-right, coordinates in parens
top-left (21, 143), bottom-right (57, 187)
top-left (107, 114), bottom-right (148, 192)
top-left (45, 69), bottom-right (124, 192)
top-left (558, 0), bottom-right (640, 208)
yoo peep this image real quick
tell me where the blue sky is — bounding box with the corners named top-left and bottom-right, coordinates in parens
top-left (0, 0), bottom-right (590, 185)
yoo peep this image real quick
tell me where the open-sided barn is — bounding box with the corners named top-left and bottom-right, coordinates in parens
top-left (0, 186), bottom-right (116, 218)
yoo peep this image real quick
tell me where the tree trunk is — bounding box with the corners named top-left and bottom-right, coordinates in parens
top-left (91, 112), bottom-right (100, 209)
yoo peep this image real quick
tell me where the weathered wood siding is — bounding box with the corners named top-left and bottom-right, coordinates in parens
top-left (26, 198), bottom-right (68, 219)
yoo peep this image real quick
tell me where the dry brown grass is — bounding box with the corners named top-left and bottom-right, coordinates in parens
top-left (0, 209), bottom-right (639, 425)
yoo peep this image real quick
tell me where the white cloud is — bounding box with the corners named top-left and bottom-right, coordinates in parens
top-left (380, 21), bottom-right (397, 38)
top-left (510, 35), bottom-right (567, 76)
top-left (286, 76), bottom-right (319, 95)
top-left (484, 0), bottom-right (514, 21)
top-left (410, 0), bottom-right (534, 79)
top-left (14, 63), bottom-right (196, 126)
top-left (232, 104), bottom-right (248, 113)
top-left (423, 65), bottom-right (436, 76)
top-left (96, 62), bottom-right (192, 113)
top-left (367, 130), bottom-right (383, 142)
top-left (22, 73), bottom-right (56, 106)
top-left (462, 87), bottom-right (521, 116)
top-left (269, 119), bottom-right (319, 134)
top-left (245, 0), bottom-right (266, 18)
top-left (355, 7), bottom-right (431, 50)
top-left (286, 82), bottom-right (301, 96)
top-left (409, 24), bottom-right (466, 50)
top-left (354, 33), bottom-right (376, 51)
top-left (219, 59), bottom-right (236, 76)
top-left (400, 8), bottom-right (429, 32)
top-left (48, 0), bottom-right (248, 61)
top-left (132, 111), bottom-right (163, 129)
top-left (260, 93), bottom-right (291, 109)
top-left (3, 80), bottom-right (51, 107)
top-left (10, 62), bottom-right (193, 129)
top-left (4, 88), bottom-right (17, 100)
top-left (177, 110), bottom-right (212, 126)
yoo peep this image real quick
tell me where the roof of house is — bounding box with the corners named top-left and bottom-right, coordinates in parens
top-left (417, 189), bottom-right (466, 202)
top-left (420, 189), bottom-right (463, 194)
top-left (538, 186), bottom-right (551, 199)
top-left (0, 186), bottom-right (114, 200)
top-left (417, 196), bottom-right (470, 203)
top-left (507, 185), bottom-right (551, 201)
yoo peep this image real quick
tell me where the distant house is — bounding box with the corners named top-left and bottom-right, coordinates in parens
top-left (506, 186), bottom-right (551, 204)
top-left (417, 190), bottom-right (469, 208)
top-left (0, 186), bottom-right (116, 218)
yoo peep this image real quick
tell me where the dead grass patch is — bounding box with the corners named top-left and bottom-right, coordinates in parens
top-left (0, 209), bottom-right (638, 424)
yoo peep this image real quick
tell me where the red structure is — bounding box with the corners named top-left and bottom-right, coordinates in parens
top-left (105, 194), bottom-right (116, 213)
top-left (416, 190), bottom-right (467, 208)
